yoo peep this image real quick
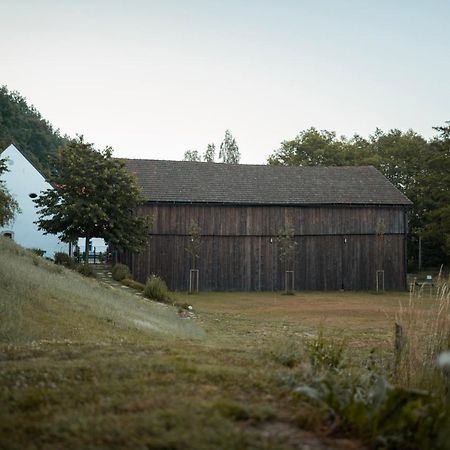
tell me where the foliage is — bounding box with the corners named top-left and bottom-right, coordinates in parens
top-left (277, 223), bottom-right (298, 270)
top-left (54, 251), bottom-right (76, 268)
top-left (112, 263), bottom-right (131, 281)
top-left (288, 327), bottom-right (450, 449)
top-left (421, 124), bottom-right (450, 261)
top-left (268, 124), bottom-right (450, 267)
top-left (76, 263), bottom-right (95, 277)
top-left (0, 85), bottom-right (68, 173)
top-left (183, 149), bottom-right (201, 161)
top-left (294, 370), bottom-right (449, 450)
top-left (219, 130), bottom-right (240, 164)
top-left (203, 143), bottom-right (216, 162)
top-left (305, 328), bottom-right (346, 371)
top-left (185, 221), bottom-right (202, 269)
top-left (183, 135), bottom-right (238, 164)
top-left (34, 136), bottom-right (150, 263)
top-left (0, 157), bottom-right (20, 227)
top-left (144, 275), bottom-right (171, 303)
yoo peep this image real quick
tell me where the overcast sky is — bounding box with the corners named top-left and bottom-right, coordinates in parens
top-left (2, 0), bottom-right (449, 163)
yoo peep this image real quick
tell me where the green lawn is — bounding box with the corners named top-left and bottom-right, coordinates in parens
top-left (1, 238), bottom-right (443, 449)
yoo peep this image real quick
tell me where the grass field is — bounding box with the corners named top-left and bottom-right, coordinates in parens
top-left (1, 237), bottom-right (448, 450)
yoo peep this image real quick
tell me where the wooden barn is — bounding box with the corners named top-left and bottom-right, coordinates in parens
top-left (118, 160), bottom-right (412, 291)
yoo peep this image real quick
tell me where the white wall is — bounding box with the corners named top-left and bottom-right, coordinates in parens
top-left (0, 144), bottom-right (68, 258)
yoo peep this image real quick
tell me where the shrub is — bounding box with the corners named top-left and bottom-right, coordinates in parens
top-left (76, 263), bottom-right (95, 277)
top-left (305, 328), bottom-right (346, 371)
top-left (112, 263), bottom-right (131, 281)
top-left (54, 252), bottom-right (76, 268)
top-left (144, 275), bottom-right (171, 303)
top-left (30, 248), bottom-right (46, 257)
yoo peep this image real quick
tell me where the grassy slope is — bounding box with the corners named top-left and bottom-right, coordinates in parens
top-left (1, 237), bottom-right (420, 450)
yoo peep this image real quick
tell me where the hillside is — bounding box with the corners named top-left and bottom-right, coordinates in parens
top-left (0, 237), bottom-right (202, 343)
top-left (0, 86), bottom-right (68, 173)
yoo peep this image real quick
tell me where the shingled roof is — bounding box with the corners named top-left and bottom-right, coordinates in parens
top-left (123, 159), bottom-right (412, 206)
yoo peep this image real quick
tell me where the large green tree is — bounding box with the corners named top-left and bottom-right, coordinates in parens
top-left (422, 123), bottom-right (450, 263)
top-left (0, 158), bottom-right (19, 227)
top-left (35, 137), bottom-right (150, 263)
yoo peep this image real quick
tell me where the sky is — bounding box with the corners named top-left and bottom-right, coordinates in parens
top-left (1, 0), bottom-right (449, 164)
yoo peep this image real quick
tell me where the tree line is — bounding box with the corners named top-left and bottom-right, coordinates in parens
top-left (184, 129), bottom-right (240, 164)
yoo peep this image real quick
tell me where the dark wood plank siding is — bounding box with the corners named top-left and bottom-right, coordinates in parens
top-left (121, 204), bottom-right (407, 291)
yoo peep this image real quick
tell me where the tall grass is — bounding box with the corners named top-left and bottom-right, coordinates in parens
top-left (0, 237), bottom-right (204, 343)
top-left (395, 272), bottom-right (450, 392)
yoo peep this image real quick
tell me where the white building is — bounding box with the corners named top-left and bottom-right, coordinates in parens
top-left (0, 144), bottom-right (68, 257)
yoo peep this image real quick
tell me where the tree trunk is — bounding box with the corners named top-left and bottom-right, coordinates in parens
top-left (84, 234), bottom-right (90, 265)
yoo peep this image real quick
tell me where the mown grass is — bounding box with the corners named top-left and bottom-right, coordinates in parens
top-left (1, 237), bottom-right (448, 449)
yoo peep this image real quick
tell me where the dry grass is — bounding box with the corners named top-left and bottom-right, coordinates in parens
top-left (0, 237), bottom-right (204, 343)
top-left (395, 273), bottom-right (450, 390)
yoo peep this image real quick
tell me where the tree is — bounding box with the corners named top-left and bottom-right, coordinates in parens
top-left (422, 122), bottom-right (450, 264)
top-left (0, 158), bottom-right (19, 227)
top-left (277, 223), bottom-right (298, 293)
top-left (34, 137), bottom-right (150, 263)
top-left (183, 150), bottom-right (201, 162)
top-left (219, 130), bottom-right (240, 164)
top-left (185, 221), bottom-right (201, 269)
top-left (0, 85), bottom-right (68, 174)
top-left (203, 143), bottom-right (216, 162)
top-left (277, 223), bottom-right (298, 270)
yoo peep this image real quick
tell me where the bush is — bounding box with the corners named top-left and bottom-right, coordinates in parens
top-left (54, 252), bottom-right (76, 268)
top-left (144, 275), bottom-right (171, 303)
top-left (30, 248), bottom-right (46, 257)
top-left (305, 328), bottom-right (346, 371)
top-left (112, 263), bottom-right (131, 281)
top-left (76, 263), bottom-right (95, 277)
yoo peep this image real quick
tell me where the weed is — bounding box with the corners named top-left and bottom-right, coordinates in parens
top-left (305, 328), bottom-right (346, 371)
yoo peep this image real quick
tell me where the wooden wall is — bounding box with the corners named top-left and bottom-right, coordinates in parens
top-left (119, 204), bottom-right (407, 291)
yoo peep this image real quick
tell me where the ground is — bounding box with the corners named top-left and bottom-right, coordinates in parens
top-left (4, 240), bottom-right (432, 450)
top-left (1, 282), bottom-right (414, 450)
